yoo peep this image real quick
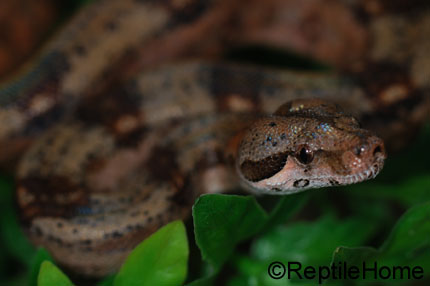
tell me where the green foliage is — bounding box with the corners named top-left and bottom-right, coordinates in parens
top-left (229, 214), bottom-right (378, 285)
top-left (331, 202), bottom-right (430, 284)
top-left (114, 220), bottom-right (189, 286)
top-left (30, 248), bottom-right (54, 286)
top-left (348, 175), bottom-right (430, 208)
top-left (189, 192), bottom-right (308, 285)
top-left (192, 194), bottom-right (267, 269)
top-left (37, 261), bottom-right (73, 286)
top-left (0, 176), bottom-right (35, 265)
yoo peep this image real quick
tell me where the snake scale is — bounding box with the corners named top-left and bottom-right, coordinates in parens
top-left (0, 0), bottom-right (429, 277)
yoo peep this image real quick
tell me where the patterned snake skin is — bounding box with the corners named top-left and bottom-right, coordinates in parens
top-left (0, 0), bottom-right (428, 277)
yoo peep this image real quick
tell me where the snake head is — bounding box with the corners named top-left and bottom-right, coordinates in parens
top-left (236, 99), bottom-right (386, 195)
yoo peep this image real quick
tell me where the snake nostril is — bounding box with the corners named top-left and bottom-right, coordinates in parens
top-left (373, 145), bottom-right (382, 157)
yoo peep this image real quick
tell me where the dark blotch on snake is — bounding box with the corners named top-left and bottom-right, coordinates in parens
top-left (76, 84), bottom-right (140, 133)
top-left (112, 231), bottom-right (123, 238)
top-left (329, 179), bottom-right (340, 186)
top-left (240, 152), bottom-right (289, 182)
top-left (293, 179), bottom-right (310, 188)
top-left (209, 64), bottom-right (262, 112)
top-left (17, 176), bottom-right (89, 224)
top-left (145, 146), bottom-right (179, 182)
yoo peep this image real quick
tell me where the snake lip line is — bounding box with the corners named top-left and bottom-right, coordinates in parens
top-left (335, 158), bottom-right (385, 186)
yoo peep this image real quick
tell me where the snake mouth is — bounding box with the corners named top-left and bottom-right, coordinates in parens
top-left (332, 158), bottom-right (385, 185)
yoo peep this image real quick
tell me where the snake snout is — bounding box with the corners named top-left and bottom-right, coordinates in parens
top-left (347, 135), bottom-right (386, 177)
top-left (368, 136), bottom-right (386, 163)
top-left (372, 143), bottom-right (385, 160)
top-left (353, 136), bottom-right (386, 160)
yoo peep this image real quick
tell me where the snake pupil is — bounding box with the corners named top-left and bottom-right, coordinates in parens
top-left (297, 146), bottom-right (313, 164)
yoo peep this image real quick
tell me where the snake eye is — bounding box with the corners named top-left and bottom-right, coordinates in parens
top-left (296, 145), bottom-right (313, 164)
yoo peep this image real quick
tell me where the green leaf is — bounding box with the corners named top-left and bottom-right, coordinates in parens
top-left (348, 175), bottom-right (430, 207)
top-left (98, 274), bottom-right (115, 286)
top-left (37, 261), bottom-right (73, 286)
top-left (0, 203), bottom-right (36, 264)
top-left (231, 214), bottom-right (377, 285)
top-left (114, 220), bottom-right (189, 286)
top-left (190, 193), bottom-right (308, 284)
top-left (0, 175), bottom-right (13, 202)
top-left (30, 248), bottom-right (54, 286)
top-left (185, 273), bottom-right (216, 286)
top-left (253, 214), bottom-right (376, 265)
top-left (331, 202), bottom-right (430, 283)
top-left (331, 246), bottom-right (379, 267)
top-left (263, 192), bottom-right (309, 232)
top-left (230, 255), bottom-right (288, 286)
top-left (380, 202), bottom-right (430, 266)
top-left (193, 194), bottom-right (268, 269)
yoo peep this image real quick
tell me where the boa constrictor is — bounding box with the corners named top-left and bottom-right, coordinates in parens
top-left (0, 0), bottom-right (428, 277)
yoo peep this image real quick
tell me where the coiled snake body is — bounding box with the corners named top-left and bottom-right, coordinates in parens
top-left (0, 0), bottom-right (429, 277)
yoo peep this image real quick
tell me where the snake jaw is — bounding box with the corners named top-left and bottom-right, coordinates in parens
top-left (328, 155), bottom-right (385, 187)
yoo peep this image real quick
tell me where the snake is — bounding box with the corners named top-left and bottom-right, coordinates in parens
top-left (0, 0), bottom-right (429, 277)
